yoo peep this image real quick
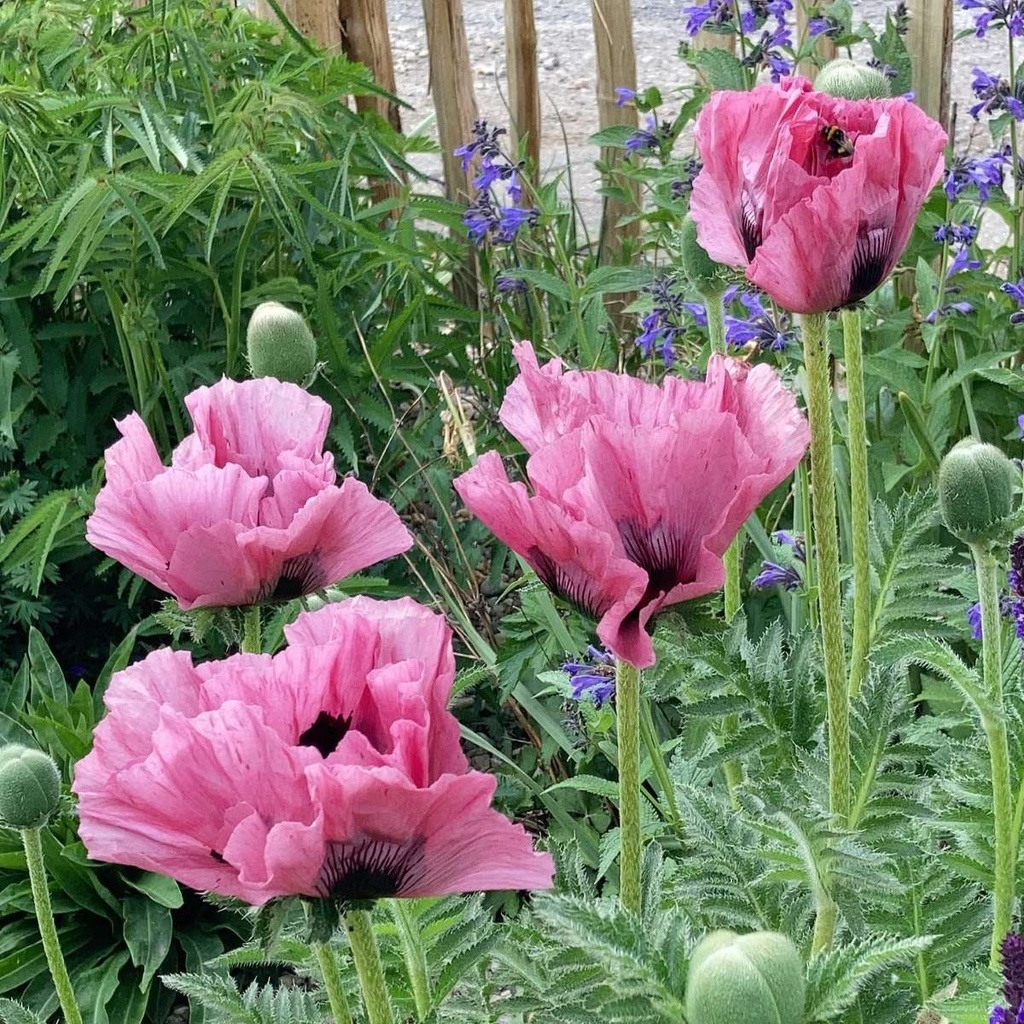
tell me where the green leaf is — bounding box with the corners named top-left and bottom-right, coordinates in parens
top-left (122, 896), bottom-right (173, 989)
top-left (122, 872), bottom-right (183, 909)
top-left (687, 48), bottom-right (749, 90)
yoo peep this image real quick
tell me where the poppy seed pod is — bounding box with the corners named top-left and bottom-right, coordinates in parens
top-left (939, 438), bottom-right (1019, 545)
top-left (685, 929), bottom-right (805, 1024)
top-left (815, 58), bottom-right (892, 100)
top-left (246, 302), bottom-right (317, 384)
top-left (0, 745), bottom-right (61, 829)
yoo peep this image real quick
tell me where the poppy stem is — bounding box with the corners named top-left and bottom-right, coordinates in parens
top-left (242, 604), bottom-right (262, 654)
top-left (20, 826), bottom-right (84, 1024)
top-left (390, 900), bottom-right (432, 1020)
top-left (842, 308), bottom-right (872, 699)
top-left (615, 658), bottom-right (643, 914)
top-left (345, 908), bottom-right (395, 1024)
top-left (970, 542), bottom-right (1016, 968)
top-left (801, 312), bottom-right (850, 831)
top-left (313, 940), bottom-right (355, 1024)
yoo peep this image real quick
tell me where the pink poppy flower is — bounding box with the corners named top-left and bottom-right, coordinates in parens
top-left (86, 377), bottom-right (412, 609)
top-left (690, 77), bottom-right (947, 314)
top-left (72, 596), bottom-right (554, 905)
top-left (453, 343), bottom-right (809, 668)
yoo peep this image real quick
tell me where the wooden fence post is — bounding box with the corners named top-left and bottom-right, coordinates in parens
top-left (906, 0), bottom-right (953, 131)
top-left (422, 0), bottom-right (479, 206)
top-left (255, 0), bottom-right (341, 49)
top-left (504, 0), bottom-right (541, 174)
top-left (591, 0), bottom-right (639, 263)
top-left (338, 0), bottom-right (403, 135)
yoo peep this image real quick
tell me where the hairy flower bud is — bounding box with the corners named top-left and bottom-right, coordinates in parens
top-left (680, 217), bottom-right (727, 297)
top-left (686, 929), bottom-right (805, 1024)
top-left (939, 438), bottom-right (1019, 545)
top-left (0, 745), bottom-right (61, 828)
top-left (246, 302), bottom-right (317, 384)
top-left (815, 58), bottom-right (892, 99)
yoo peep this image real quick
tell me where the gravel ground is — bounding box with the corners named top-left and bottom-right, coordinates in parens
top-left (385, 0), bottom-right (1012, 232)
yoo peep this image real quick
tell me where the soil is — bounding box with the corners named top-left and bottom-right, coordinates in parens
top-left (385, 0), bottom-right (1010, 231)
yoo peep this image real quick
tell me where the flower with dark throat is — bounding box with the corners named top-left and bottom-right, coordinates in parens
top-left (86, 377), bottom-right (412, 610)
top-left (454, 343), bottom-right (809, 668)
top-left (725, 291), bottom-right (795, 350)
top-left (73, 597), bottom-right (554, 905)
top-left (690, 77), bottom-right (947, 314)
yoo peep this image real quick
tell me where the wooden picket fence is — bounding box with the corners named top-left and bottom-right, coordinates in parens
top-left (254, 0), bottom-right (954, 260)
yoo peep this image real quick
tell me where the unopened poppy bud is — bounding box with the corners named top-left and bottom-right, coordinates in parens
top-left (0, 745), bottom-right (61, 828)
top-left (815, 58), bottom-right (891, 100)
top-left (685, 929), bottom-right (805, 1024)
top-left (939, 438), bottom-right (1019, 545)
top-left (246, 302), bottom-right (317, 384)
top-left (680, 217), bottom-right (727, 297)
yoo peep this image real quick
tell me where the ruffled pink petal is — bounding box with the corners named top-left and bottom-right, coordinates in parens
top-left (181, 377), bottom-right (332, 477)
top-left (308, 766), bottom-right (553, 898)
top-left (164, 521), bottom-right (266, 609)
top-left (235, 478), bottom-right (413, 599)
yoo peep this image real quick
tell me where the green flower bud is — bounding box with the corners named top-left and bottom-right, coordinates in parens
top-left (938, 438), bottom-right (1019, 545)
top-left (679, 217), bottom-right (727, 297)
top-left (815, 58), bottom-right (892, 100)
top-left (246, 302), bottom-right (317, 384)
top-left (0, 745), bottom-right (61, 828)
top-left (686, 929), bottom-right (805, 1024)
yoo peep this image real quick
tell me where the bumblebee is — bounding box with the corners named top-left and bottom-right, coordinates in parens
top-left (821, 123), bottom-right (855, 158)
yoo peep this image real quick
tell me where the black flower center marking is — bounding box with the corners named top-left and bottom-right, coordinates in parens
top-left (259, 551), bottom-right (325, 602)
top-left (846, 225), bottom-right (893, 305)
top-left (298, 711), bottom-right (351, 757)
top-left (740, 185), bottom-right (764, 261)
top-left (529, 548), bottom-right (615, 620)
top-left (618, 518), bottom-right (692, 598)
top-left (314, 836), bottom-right (426, 901)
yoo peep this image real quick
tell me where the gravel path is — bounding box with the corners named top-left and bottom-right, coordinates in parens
top-left (385, 0), bottom-right (1010, 231)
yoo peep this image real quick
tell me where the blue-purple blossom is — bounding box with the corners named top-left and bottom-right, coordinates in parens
top-left (626, 114), bottom-right (672, 155)
top-left (495, 274), bottom-right (527, 295)
top-left (867, 57), bottom-right (898, 79)
top-left (725, 292), bottom-right (794, 350)
top-left (947, 245), bottom-right (982, 277)
top-left (960, 0), bottom-right (1024, 37)
top-left (944, 151), bottom-right (1008, 202)
top-left (773, 530), bottom-right (806, 562)
top-left (741, 24), bottom-right (793, 80)
top-left (1007, 538), bottom-right (1024, 641)
top-left (615, 87), bottom-right (637, 107)
top-left (990, 929), bottom-right (1024, 1021)
top-left (670, 156), bottom-right (703, 199)
top-left (967, 601), bottom-right (983, 639)
top-left (752, 561), bottom-right (802, 590)
top-left (683, 0), bottom-right (734, 35)
top-left (635, 276), bottom-right (704, 364)
top-left (807, 13), bottom-right (841, 35)
top-left (563, 646), bottom-right (616, 706)
top-left (934, 222), bottom-right (979, 245)
top-left (970, 67), bottom-right (1024, 120)
top-left (455, 120), bottom-right (507, 172)
top-left (925, 300), bottom-right (974, 323)
top-left (1002, 279), bottom-right (1024, 324)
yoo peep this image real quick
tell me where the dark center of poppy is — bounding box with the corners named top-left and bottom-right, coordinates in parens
top-left (846, 225), bottom-right (893, 306)
top-left (740, 185), bottom-right (764, 261)
top-left (528, 547), bottom-right (614, 620)
top-left (260, 551), bottom-right (325, 602)
top-left (299, 711), bottom-right (352, 757)
top-left (618, 518), bottom-right (691, 597)
top-left (314, 836), bottom-right (426, 901)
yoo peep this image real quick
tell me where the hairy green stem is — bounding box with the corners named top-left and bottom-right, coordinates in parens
top-left (390, 900), bottom-right (431, 1021)
top-left (314, 941), bottom-right (354, 1024)
top-left (242, 604), bottom-right (262, 654)
top-left (802, 312), bottom-right (849, 826)
top-left (615, 659), bottom-right (643, 914)
top-left (810, 890), bottom-right (838, 956)
top-left (842, 308), bottom-right (872, 698)
top-left (705, 287), bottom-right (726, 354)
top-left (345, 909), bottom-right (395, 1024)
top-left (21, 827), bottom-right (84, 1024)
top-left (971, 543), bottom-right (1016, 968)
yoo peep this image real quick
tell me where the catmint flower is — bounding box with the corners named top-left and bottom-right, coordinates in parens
top-left (671, 157), bottom-right (703, 199)
top-left (454, 120), bottom-right (507, 172)
top-left (742, 25), bottom-right (793, 80)
top-left (495, 274), bottom-right (527, 295)
top-left (683, 0), bottom-right (734, 35)
top-left (970, 67), bottom-right (1024, 120)
top-left (934, 222), bottom-right (979, 245)
top-left (967, 601), bottom-right (983, 638)
top-left (893, 0), bottom-right (909, 32)
top-left (947, 245), bottom-right (982, 277)
top-left (925, 300), bottom-right (974, 323)
top-left (960, 0), bottom-right (1024, 37)
top-left (626, 114), bottom-right (672, 155)
top-left (563, 646), bottom-right (616, 706)
top-left (807, 13), bottom-right (842, 35)
top-left (615, 87), bottom-right (637, 107)
top-left (990, 929), bottom-right (1024, 1022)
top-left (944, 151), bottom-right (1008, 202)
top-left (725, 292), bottom-right (794, 350)
top-left (773, 530), bottom-right (806, 562)
top-left (752, 560), bottom-right (802, 590)
top-left (1002, 280), bottom-right (1024, 324)
top-left (496, 206), bottom-right (538, 243)
top-left (1006, 537), bottom-right (1024, 641)
top-left (635, 276), bottom-right (696, 363)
